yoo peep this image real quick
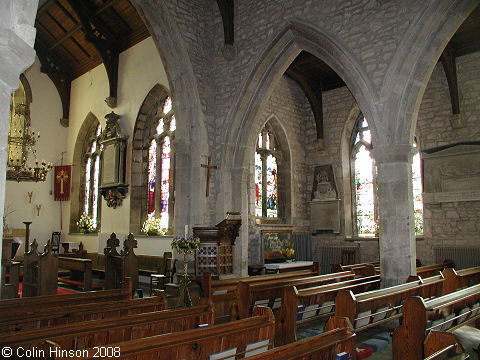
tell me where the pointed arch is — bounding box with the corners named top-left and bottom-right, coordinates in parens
top-left (70, 112), bottom-right (101, 233)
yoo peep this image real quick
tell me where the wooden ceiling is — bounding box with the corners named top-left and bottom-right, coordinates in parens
top-left (35, 0), bottom-right (149, 79)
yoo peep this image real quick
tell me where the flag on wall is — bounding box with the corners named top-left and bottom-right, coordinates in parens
top-left (54, 165), bottom-right (71, 201)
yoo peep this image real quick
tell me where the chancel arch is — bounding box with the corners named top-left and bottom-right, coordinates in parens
top-left (69, 112), bottom-right (101, 233)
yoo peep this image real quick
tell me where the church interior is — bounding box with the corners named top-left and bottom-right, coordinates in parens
top-left (0, 0), bottom-right (479, 359)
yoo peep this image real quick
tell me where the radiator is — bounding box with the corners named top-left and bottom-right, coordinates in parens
top-left (292, 233), bottom-right (312, 261)
top-left (319, 246), bottom-right (359, 274)
top-left (434, 247), bottom-right (480, 270)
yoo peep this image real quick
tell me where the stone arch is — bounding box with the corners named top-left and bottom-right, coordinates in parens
top-left (340, 103), bottom-right (362, 237)
top-left (130, 1), bottom-right (208, 232)
top-left (380, 0), bottom-right (478, 146)
top-left (130, 83), bottom-right (171, 234)
top-left (69, 112), bottom-right (100, 233)
top-left (223, 20), bottom-right (379, 177)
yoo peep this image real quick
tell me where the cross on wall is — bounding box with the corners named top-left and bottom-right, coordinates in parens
top-left (201, 156), bottom-right (217, 197)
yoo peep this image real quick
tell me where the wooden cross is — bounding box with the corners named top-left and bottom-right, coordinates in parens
top-left (201, 156), bottom-right (217, 197)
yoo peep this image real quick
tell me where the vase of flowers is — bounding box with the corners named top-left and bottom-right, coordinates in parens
top-left (281, 246), bottom-right (295, 262)
top-left (141, 214), bottom-right (167, 236)
top-left (171, 233), bottom-right (200, 307)
top-left (77, 212), bottom-right (96, 233)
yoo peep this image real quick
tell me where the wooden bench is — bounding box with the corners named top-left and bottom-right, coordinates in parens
top-left (55, 306), bottom-right (275, 360)
top-left (22, 239), bottom-right (58, 297)
top-left (442, 266), bottom-right (480, 294)
top-left (58, 257), bottom-right (93, 291)
top-left (393, 283), bottom-right (480, 360)
top-left (332, 261), bottom-right (379, 277)
top-left (247, 317), bottom-right (355, 359)
top-left (277, 275), bottom-right (381, 345)
top-left (104, 233), bottom-right (139, 291)
top-left (335, 274), bottom-right (446, 333)
top-left (234, 271), bottom-right (355, 319)
top-left (201, 266), bottom-right (320, 321)
top-left (1, 298), bottom-right (214, 356)
top-left (0, 278), bottom-right (131, 320)
top-left (0, 290), bottom-right (167, 334)
top-left (414, 260), bottom-right (455, 279)
top-left (423, 332), bottom-right (469, 360)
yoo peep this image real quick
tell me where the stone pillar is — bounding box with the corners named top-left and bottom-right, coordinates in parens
top-left (0, 0), bottom-right (39, 298)
top-left (374, 144), bottom-right (416, 287)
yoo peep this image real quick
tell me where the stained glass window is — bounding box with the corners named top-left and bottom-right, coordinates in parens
top-left (352, 117), bottom-right (377, 236)
top-left (255, 152), bottom-right (262, 216)
top-left (83, 124), bottom-right (101, 230)
top-left (255, 127), bottom-right (279, 218)
top-left (266, 154), bottom-right (277, 217)
top-left (148, 139), bottom-right (157, 215)
top-left (412, 139), bottom-right (423, 235)
top-left (160, 136), bottom-right (171, 228)
top-left (146, 96), bottom-right (175, 231)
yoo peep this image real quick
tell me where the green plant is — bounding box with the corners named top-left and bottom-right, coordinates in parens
top-left (171, 235), bottom-right (200, 254)
top-left (77, 212), bottom-right (96, 233)
top-left (141, 214), bottom-right (167, 236)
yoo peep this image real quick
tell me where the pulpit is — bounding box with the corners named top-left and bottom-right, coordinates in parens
top-left (193, 214), bottom-right (241, 277)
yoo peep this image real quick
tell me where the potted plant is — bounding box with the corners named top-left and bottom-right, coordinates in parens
top-left (76, 212), bottom-right (96, 233)
top-left (141, 214), bottom-right (166, 236)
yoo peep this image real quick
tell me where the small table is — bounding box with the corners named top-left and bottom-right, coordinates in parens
top-left (264, 261), bottom-right (314, 274)
top-left (61, 241), bottom-right (79, 253)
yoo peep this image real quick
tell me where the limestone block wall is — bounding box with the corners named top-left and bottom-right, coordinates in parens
top-left (416, 52), bottom-right (480, 264)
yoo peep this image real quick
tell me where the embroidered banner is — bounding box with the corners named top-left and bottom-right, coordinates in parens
top-left (54, 165), bottom-right (71, 201)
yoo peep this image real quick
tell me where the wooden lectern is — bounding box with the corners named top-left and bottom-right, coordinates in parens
top-left (193, 213), bottom-right (241, 277)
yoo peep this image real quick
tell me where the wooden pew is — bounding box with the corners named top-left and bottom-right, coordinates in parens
top-left (335, 274), bottom-right (446, 333)
top-left (0, 290), bottom-right (167, 334)
top-left (423, 332), bottom-right (469, 360)
top-left (442, 266), bottom-right (480, 294)
top-left (277, 275), bottom-right (381, 346)
top-left (393, 283), bottom-right (480, 360)
top-left (332, 261), bottom-right (379, 277)
top-left (415, 260), bottom-right (454, 279)
top-left (57, 257), bottom-right (93, 291)
top-left (54, 306), bottom-right (275, 360)
top-left (22, 239), bottom-right (58, 297)
top-left (247, 317), bottom-right (355, 360)
top-left (1, 298), bottom-right (214, 358)
top-left (0, 278), bottom-right (131, 319)
top-left (104, 233), bottom-right (139, 291)
top-left (234, 271), bottom-right (355, 319)
top-left (202, 265), bottom-right (320, 321)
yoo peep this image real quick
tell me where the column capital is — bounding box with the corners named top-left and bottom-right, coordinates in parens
top-left (372, 144), bottom-right (412, 164)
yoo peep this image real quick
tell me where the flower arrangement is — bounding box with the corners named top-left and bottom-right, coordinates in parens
top-left (77, 212), bottom-right (96, 233)
top-left (281, 246), bottom-right (295, 260)
top-left (141, 214), bottom-right (167, 236)
top-left (171, 235), bottom-right (200, 254)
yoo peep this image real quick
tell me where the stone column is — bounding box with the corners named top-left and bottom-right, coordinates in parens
top-left (374, 144), bottom-right (416, 287)
top-left (0, 0), bottom-right (39, 298)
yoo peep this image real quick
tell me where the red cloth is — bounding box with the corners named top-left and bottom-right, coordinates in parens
top-left (54, 165), bottom-right (71, 201)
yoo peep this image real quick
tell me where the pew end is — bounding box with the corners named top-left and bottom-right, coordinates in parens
top-left (334, 290), bottom-right (356, 324)
top-left (424, 331), bottom-right (465, 359)
top-left (325, 316), bottom-right (354, 332)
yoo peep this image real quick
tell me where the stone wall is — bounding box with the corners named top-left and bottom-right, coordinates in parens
top-left (416, 52), bottom-right (480, 264)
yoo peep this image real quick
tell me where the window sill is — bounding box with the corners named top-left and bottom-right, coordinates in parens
top-left (345, 235), bottom-right (425, 242)
top-left (68, 232), bottom-right (98, 236)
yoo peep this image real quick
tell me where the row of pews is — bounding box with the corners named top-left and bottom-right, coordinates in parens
top-left (0, 261), bottom-right (478, 359)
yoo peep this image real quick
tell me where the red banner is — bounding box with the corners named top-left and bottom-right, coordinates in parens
top-left (54, 165), bottom-right (71, 201)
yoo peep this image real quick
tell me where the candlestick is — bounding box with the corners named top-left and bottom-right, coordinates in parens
top-left (184, 224), bottom-right (188, 239)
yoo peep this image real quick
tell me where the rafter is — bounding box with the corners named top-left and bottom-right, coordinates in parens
top-left (440, 44), bottom-right (460, 116)
top-left (66, 0), bottom-right (120, 108)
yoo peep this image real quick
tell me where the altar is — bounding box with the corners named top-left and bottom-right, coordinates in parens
top-left (264, 261), bottom-right (314, 274)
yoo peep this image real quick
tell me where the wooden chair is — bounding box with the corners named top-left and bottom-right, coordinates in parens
top-left (150, 252), bottom-right (177, 295)
top-left (51, 232), bottom-right (61, 254)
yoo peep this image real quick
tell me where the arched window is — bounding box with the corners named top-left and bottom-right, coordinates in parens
top-left (255, 127), bottom-right (279, 218)
top-left (351, 117), bottom-right (377, 237)
top-left (412, 137), bottom-right (423, 235)
top-left (146, 96), bottom-right (175, 229)
top-left (83, 124), bottom-right (102, 229)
